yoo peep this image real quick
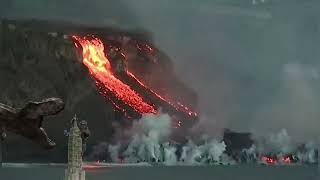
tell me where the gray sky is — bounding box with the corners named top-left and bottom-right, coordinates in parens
top-left (1, 0), bottom-right (319, 143)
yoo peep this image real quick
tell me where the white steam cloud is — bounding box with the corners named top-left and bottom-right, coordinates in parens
top-left (90, 114), bottom-right (318, 165)
top-left (252, 129), bottom-right (318, 164)
top-left (107, 114), bottom-right (228, 165)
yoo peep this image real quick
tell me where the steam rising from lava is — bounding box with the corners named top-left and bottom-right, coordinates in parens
top-left (88, 115), bottom-right (317, 165)
top-left (72, 35), bottom-right (317, 166)
top-left (107, 114), bottom-right (230, 165)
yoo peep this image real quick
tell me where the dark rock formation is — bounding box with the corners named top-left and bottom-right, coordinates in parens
top-left (0, 19), bottom-right (116, 162)
top-left (223, 129), bottom-right (254, 162)
top-left (0, 98), bottom-right (64, 149)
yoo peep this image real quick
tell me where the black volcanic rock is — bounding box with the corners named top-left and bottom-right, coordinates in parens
top-left (223, 129), bottom-right (254, 161)
top-left (0, 98), bottom-right (64, 149)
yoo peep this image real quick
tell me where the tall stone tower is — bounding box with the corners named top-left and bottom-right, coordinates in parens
top-left (64, 115), bottom-right (86, 180)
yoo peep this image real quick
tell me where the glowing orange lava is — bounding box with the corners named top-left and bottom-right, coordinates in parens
top-left (127, 72), bottom-right (197, 118)
top-left (73, 36), bottom-right (156, 115)
top-left (261, 156), bottom-right (277, 165)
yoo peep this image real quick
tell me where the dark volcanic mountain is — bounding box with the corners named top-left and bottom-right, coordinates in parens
top-left (0, 19), bottom-right (198, 162)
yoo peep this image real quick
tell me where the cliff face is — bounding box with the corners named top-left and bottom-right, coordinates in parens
top-left (0, 19), bottom-right (198, 162)
top-left (0, 20), bottom-right (116, 162)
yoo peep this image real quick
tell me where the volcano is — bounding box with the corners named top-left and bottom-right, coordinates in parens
top-left (0, 19), bottom-right (199, 161)
top-left (0, 19), bottom-right (198, 129)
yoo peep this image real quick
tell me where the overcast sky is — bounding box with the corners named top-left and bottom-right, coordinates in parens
top-left (1, 0), bottom-right (319, 143)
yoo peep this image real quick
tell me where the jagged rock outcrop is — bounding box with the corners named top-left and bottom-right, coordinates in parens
top-left (0, 98), bottom-right (64, 149)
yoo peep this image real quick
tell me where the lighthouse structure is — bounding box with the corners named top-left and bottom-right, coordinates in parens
top-left (64, 115), bottom-right (86, 180)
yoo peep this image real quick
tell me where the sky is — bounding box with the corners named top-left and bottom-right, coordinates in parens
top-left (0, 0), bottom-right (319, 143)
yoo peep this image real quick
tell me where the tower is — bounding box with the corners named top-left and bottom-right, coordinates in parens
top-left (0, 127), bottom-right (7, 168)
top-left (64, 115), bottom-right (86, 180)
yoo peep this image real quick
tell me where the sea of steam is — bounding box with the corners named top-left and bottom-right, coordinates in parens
top-left (89, 114), bottom-right (318, 165)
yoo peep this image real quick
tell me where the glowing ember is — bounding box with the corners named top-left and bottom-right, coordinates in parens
top-left (261, 156), bottom-right (277, 165)
top-left (281, 156), bottom-right (292, 164)
top-left (73, 36), bottom-right (156, 115)
top-left (83, 164), bottom-right (105, 170)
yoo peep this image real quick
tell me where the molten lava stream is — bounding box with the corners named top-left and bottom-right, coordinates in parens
top-left (127, 72), bottom-right (198, 118)
top-left (117, 72), bottom-right (197, 120)
top-left (72, 36), bottom-right (157, 116)
top-left (130, 42), bottom-right (198, 118)
top-left (95, 79), bottom-right (141, 119)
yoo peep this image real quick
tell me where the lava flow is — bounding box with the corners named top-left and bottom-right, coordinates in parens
top-left (127, 72), bottom-right (197, 117)
top-left (73, 36), bottom-right (156, 116)
top-left (72, 35), bottom-right (197, 122)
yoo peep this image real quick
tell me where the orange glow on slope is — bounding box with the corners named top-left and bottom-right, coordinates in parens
top-left (127, 72), bottom-right (197, 118)
top-left (73, 36), bottom-right (156, 115)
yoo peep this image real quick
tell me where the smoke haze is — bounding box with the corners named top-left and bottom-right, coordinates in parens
top-left (1, 0), bottom-right (319, 143)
